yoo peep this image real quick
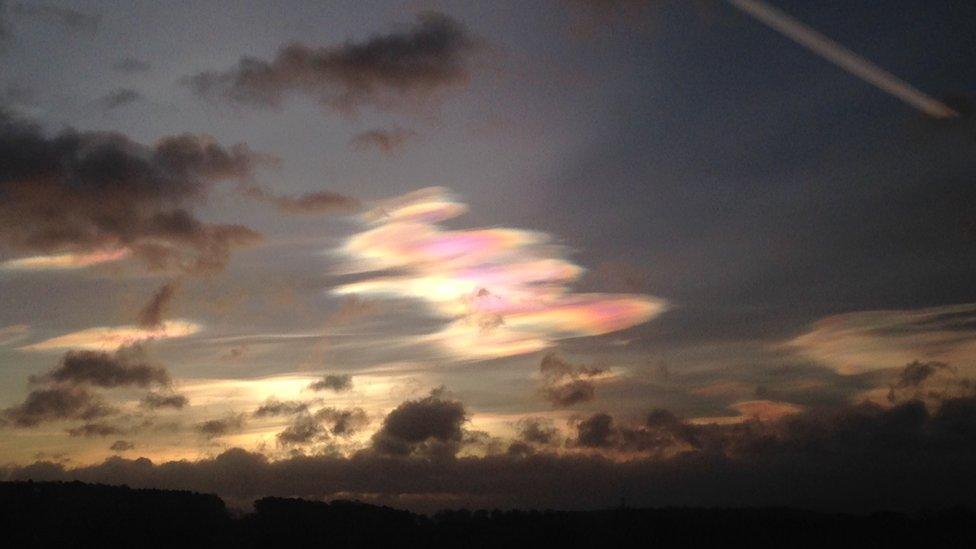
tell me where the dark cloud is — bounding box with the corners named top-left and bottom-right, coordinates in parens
top-left (515, 418), bottom-right (559, 445)
top-left (9, 2), bottom-right (99, 33)
top-left (138, 283), bottom-right (179, 328)
top-left (99, 88), bottom-right (141, 110)
top-left (186, 12), bottom-right (477, 114)
top-left (112, 58), bottom-right (151, 73)
top-left (11, 395), bottom-right (976, 512)
top-left (239, 184), bottom-right (359, 215)
top-left (0, 109), bottom-right (267, 274)
top-left (308, 374), bottom-right (353, 393)
top-left (349, 128), bottom-right (416, 155)
top-left (316, 407), bottom-right (368, 436)
top-left (575, 413), bottom-right (614, 448)
top-left (141, 391), bottom-right (188, 410)
top-left (254, 398), bottom-right (310, 418)
top-left (3, 386), bottom-right (113, 427)
top-left (110, 440), bottom-right (134, 451)
top-left (41, 347), bottom-right (169, 389)
top-left (370, 388), bottom-right (466, 456)
top-left (276, 407), bottom-right (369, 446)
top-left (196, 414), bottom-right (246, 439)
top-left (276, 413), bottom-right (325, 446)
top-left (539, 353), bottom-right (605, 407)
top-left (67, 422), bottom-right (124, 438)
top-left (895, 361), bottom-right (951, 389)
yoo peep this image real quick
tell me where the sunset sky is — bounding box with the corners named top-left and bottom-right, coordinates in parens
top-left (1, 0), bottom-right (975, 511)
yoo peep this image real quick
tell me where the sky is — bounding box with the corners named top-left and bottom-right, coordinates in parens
top-left (1, 0), bottom-right (975, 512)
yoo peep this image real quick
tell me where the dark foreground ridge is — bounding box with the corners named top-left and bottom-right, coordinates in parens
top-left (1, 481), bottom-right (973, 548)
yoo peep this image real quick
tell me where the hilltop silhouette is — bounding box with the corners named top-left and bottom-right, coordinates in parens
top-left (1, 481), bottom-right (974, 547)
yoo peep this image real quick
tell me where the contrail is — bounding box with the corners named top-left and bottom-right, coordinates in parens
top-left (727, 0), bottom-right (957, 119)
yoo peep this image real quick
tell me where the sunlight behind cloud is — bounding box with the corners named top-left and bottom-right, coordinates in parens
top-left (333, 188), bottom-right (665, 360)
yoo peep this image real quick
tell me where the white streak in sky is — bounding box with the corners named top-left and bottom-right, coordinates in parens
top-left (728, 0), bottom-right (957, 119)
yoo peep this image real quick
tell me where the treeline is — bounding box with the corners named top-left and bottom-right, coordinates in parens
top-left (1, 481), bottom-right (973, 547)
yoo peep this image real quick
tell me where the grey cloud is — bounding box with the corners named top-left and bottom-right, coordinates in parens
top-left (3, 386), bottom-right (113, 427)
top-left (539, 353), bottom-right (604, 407)
top-left (516, 418), bottom-right (558, 445)
top-left (895, 360), bottom-right (951, 389)
top-left (112, 58), bottom-right (151, 73)
top-left (0, 109), bottom-right (267, 274)
top-left (99, 88), bottom-right (142, 110)
top-left (138, 283), bottom-right (179, 328)
top-left (349, 128), bottom-right (416, 155)
top-left (110, 440), bottom-right (134, 451)
top-left (43, 347), bottom-right (169, 389)
top-left (371, 388), bottom-right (466, 457)
top-left (276, 407), bottom-right (369, 446)
top-left (10, 2), bottom-right (99, 33)
top-left (308, 374), bottom-right (353, 393)
top-left (6, 392), bottom-right (976, 512)
top-left (67, 422), bottom-right (124, 438)
top-left (141, 391), bottom-right (188, 410)
top-left (254, 398), bottom-right (310, 418)
top-left (187, 12), bottom-right (477, 114)
top-left (240, 184), bottom-right (359, 215)
top-left (196, 414), bottom-right (246, 439)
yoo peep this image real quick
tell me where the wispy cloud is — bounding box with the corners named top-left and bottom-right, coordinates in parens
top-left (21, 320), bottom-right (201, 352)
top-left (786, 303), bottom-right (976, 375)
top-left (333, 188), bottom-right (665, 360)
top-left (1, 249), bottom-right (129, 271)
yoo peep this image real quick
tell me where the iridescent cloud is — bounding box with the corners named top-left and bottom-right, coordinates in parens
top-left (786, 303), bottom-right (976, 375)
top-left (21, 320), bottom-right (201, 351)
top-left (333, 187), bottom-right (665, 360)
top-left (0, 249), bottom-right (129, 271)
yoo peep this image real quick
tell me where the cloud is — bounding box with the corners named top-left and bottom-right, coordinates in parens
top-left (349, 128), bottom-right (416, 155)
top-left (110, 440), bottom-right (134, 451)
top-left (894, 360), bottom-right (952, 389)
top-left (2, 385), bottom-right (113, 427)
top-left (275, 407), bottom-right (368, 446)
top-left (371, 388), bottom-right (466, 456)
top-left (254, 398), bottom-right (310, 418)
top-left (67, 422), bottom-right (124, 438)
top-left (9, 2), bottom-right (99, 33)
top-left (21, 320), bottom-right (201, 352)
top-left (334, 187), bottom-right (665, 360)
top-left (539, 353), bottom-right (608, 407)
top-left (186, 12), bottom-right (477, 114)
top-left (7, 393), bottom-right (976, 512)
top-left (239, 184), bottom-right (359, 215)
top-left (99, 88), bottom-right (141, 110)
top-left (787, 304), bottom-right (976, 375)
top-left (0, 109), bottom-right (267, 274)
top-left (515, 418), bottom-right (559, 445)
top-left (196, 414), bottom-right (246, 439)
top-left (138, 283), bottom-right (179, 329)
top-left (0, 249), bottom-right (129, 271)
top-left (0, 324), bottom-right (28, 345)
top-left (308, 374), bottom-right (352, 393)
top-left (35, 347), bottom-right (170, 388)
top-left (141, 391), bottom-right (188, 410)
top-left (112, 58), bottom-right (151, 73)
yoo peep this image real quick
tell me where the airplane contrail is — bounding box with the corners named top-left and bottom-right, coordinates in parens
top-left (727, 0), bottom-right (958, 119)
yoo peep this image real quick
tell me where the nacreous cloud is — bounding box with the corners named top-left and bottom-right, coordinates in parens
top-left (21, 320), bottom-right (201, 352)
top-left (787, 303), bottom-right (976, 375)
top-left (333, 188), bottom-right (665, 360)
